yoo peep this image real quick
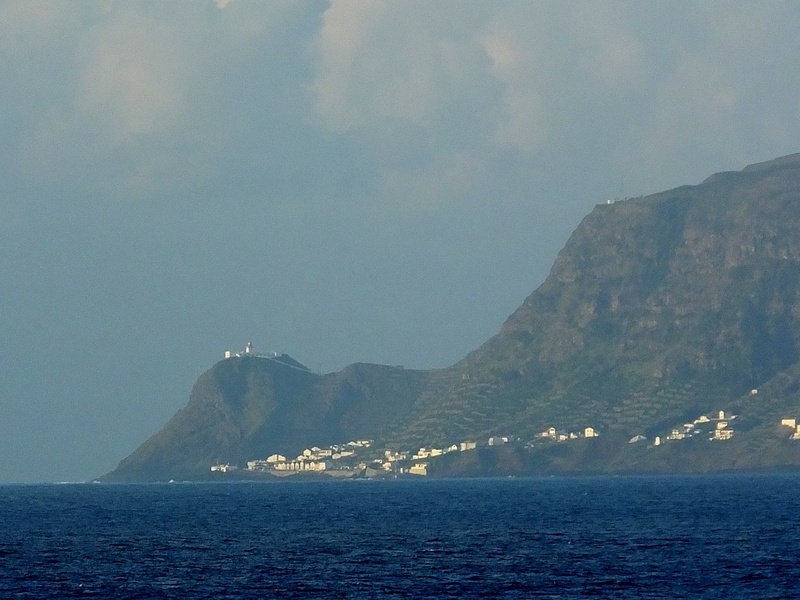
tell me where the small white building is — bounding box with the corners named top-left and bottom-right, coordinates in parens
top-left (459, 441), bottom-right (477, 451)
top-left (584, 427), bottom-right (598, 438)
top-left (487, 436), bottom-right (509, 446)
top-left (667, 429), bottom-right (685, 441)
top-left (383, 450), bottom-right (406, 462)
top-left (711, 428), bottom-right (733, 441)
top-left (246, 460), bottom-right (270, 472)
top-left (409, 463), bottom-right (428, 476)
top-left (347, 440), bottom-right (373, 448)
top-left (210, 463), bottom-right (238, 473)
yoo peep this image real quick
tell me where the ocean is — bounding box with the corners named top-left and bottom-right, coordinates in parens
top-left (2, 474), bottom-right (799, 598)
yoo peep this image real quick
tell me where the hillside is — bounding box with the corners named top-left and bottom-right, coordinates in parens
top-left (104, 154), bottom-right (800, 480)
top-left (106, 356), bottom-right (427, 481)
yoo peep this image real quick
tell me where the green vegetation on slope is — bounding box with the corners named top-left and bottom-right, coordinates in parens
top-left (105, 153), bottom-right (800, 480)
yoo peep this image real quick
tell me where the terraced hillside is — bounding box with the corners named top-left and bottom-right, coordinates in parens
top-left (105, 154), bottom-right (800, 480)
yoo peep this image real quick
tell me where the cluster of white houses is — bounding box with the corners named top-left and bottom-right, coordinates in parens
top-left (240, 439), bottom-right (486, 477)
top-left (639, 407), bottom-right (800, 447)
top-left (245, 440), bottom-right (373, 474)
top-left (210, 408), bottom-right (800, 476)
top-left (211, 438), bottom-right (507, 477)
top-left (624, 410), bottom-right (736, 447)
top-left (212, 428), bottom-right (603, 477)
top-left (532, 426), bottom-right (599, 444)
top-left (667, 410), bottom-right (735, 443)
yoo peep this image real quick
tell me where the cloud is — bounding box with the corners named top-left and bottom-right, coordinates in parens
top-left (311, 1), bottom-right (651, 158)
top-left (312, 0), bottom-right (492, 131)
top-left (74, 9), bottom-right (187, 145)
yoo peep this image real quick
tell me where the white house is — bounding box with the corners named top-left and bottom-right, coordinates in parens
top-left (246, 460), bottom-right (269, 471)
top-left (711, 428), bottom-right (733, 441)
top-left (211, 463), bottom-right (238, 473)
top-left (667, 429), bottom-right (685, 441)
top-left (409, 463), bottom-right (428, 476)
top-left (413, 448), bottom-right (432, 460)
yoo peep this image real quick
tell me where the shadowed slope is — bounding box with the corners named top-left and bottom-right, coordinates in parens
top-left (106, 154), bottom-right (800, 479)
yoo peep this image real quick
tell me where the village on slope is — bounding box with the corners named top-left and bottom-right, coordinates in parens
top-left (211, 348), bottom-right (800, 477)
top-left (211, 408), bottom-right (800, 477)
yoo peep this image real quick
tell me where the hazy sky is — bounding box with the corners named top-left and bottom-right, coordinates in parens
top-left (3, 1), bottom-right (800, 482)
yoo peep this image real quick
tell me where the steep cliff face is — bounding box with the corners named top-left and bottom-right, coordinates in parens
top-left (396, 154), bottom-right (800, 444)
top-left (106, 154), bottom-right (800, 480)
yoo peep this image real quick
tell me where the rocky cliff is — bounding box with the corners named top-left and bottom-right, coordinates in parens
top-left (104, 154), bottom-right (800, 480)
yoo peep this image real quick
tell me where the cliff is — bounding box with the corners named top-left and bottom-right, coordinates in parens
top-left (104, 154), bottom-right (800, 480)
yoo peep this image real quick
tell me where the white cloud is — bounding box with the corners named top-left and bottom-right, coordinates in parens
top-left (479, 21), bottom-right (548, 153)
top-left (74, 9), bottom-right (187, 145)
top-left (312, 0), bottom-right (491, 131)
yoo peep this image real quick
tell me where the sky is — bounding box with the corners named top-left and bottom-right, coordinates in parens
top-left (2, 0), bottom-right (800, 483)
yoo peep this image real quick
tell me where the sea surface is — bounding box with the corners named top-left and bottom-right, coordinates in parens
top-left (2, 474), bottom-right (800, 598)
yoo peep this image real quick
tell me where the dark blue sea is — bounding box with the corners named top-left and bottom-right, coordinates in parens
top-left (2, 474), bottom-right (800, 598)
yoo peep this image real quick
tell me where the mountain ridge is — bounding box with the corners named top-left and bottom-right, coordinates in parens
top-left (104, 153), bottom-right (800, 481)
